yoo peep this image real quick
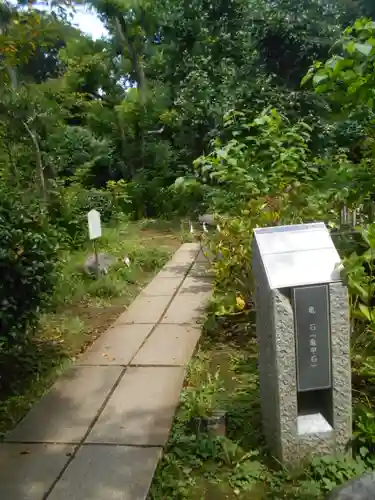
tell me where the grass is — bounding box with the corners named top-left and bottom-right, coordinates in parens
top-left (148, 311), bottom-right (370, 500)
top-left (0, 217), bottom-right (185, 436)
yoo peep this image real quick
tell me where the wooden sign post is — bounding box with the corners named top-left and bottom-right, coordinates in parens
top-left (88, 209), bottom-right (102, 278)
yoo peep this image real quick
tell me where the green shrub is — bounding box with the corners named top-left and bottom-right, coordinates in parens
top-left (78, 187), bottom-right (116, 222)
top-left (106, 180), bottom-right (132, 213)
top-left (46, 125), bottom-right (115, 185)
top-left (128, 246), bottom-right (169, 272)
top-left (0, 188), bottom-right (59, 353)
top-left (192, 108), bottom-right (318, 214)
top-left (48, 183), bottom-right (118, 246)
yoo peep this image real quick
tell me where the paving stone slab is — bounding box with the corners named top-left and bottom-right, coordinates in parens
top-left (79, 324), bottom-right (153, 366)
top-left (131, 324), bottom-right (201, 366)
top-left (86, 366), bottom-right (185, 446)
top-left (114, 295), bottom-right (171, 325)
top-left (189, 261), bottom-right (215, 277)
top-left (155, 262), bottom-right (192, 279)
top-left (179, 242), bottom-right (200, 251)
top-left (168, 246), bottom-right (199, 264)
top-left (48, 445), bottom-right (161, 500)
top-left (141, 277), bottom-right (182, 296)
top-left (180, 275), bottom-right (212, 294)
top-left (0, 443), bottom-right (75, 500)
top-left (161, 291), bottom-right (211, 324)
top-left (5, 366), bottom-right (122, 443)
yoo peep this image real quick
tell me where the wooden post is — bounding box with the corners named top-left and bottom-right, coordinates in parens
top-left (93, 239), bottom-right (100, 279)
top-left (88, 209), bottom-right (102, 280)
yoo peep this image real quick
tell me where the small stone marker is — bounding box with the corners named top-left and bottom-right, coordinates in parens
top-left (252, 222), bottom-right (352, 465)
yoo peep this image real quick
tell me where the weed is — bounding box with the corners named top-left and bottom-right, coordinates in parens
top-left (181, 351), bottom-right (225, 420)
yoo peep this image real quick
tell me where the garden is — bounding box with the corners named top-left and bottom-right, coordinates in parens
top-left (150, 17), bottom-right (375, 500)
top-left (2, 0), bottom-right (375, 497)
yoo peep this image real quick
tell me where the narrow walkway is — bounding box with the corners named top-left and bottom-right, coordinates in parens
top-left (0, 242), bottom-right (212, 500)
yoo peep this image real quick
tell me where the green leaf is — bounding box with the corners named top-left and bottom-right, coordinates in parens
top-left (174, 176), bottom-right (186, 188)
top-left (312, 73), bottom-right (328, 86)
top-left (350, 280), bottom-right (369, 302)
top-left (358, 302), bottom-right (372, 321)
top-left (301, 68), bottom-right (314, 86)
top-left (346, 40), bottom-right (356, 55)
top-left (354, 43), bottom-right (373, 56)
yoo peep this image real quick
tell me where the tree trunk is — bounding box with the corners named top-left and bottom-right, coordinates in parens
top-left (114, 16), bottom-right (146, 100)
top-left (23, 120), bottom-right (46, 202)
top-left (114, 15), bottom-right (147, 176)
top-left (115, 110), bottom-right (135, 178)
top-left (6, 65), bottom-right (18, 90)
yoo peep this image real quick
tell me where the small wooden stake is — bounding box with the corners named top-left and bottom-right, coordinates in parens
top-left (93, 239), bottom-right (100, 279)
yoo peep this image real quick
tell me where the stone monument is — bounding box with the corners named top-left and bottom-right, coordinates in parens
top-left (252, 222), bottom-right (352, 465)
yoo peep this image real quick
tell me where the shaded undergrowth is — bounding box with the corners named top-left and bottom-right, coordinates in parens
top-left (149, 311), bottom-right (370, 500)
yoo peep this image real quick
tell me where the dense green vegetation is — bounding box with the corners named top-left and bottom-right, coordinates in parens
top-left (149, 11), bottom-right (375, 491)
top-left (2, 0), bottom-right (375, 496)
top-left (153, 6), bottom-right (375, 500)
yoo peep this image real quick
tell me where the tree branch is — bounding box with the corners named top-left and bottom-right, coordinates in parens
top-left (23, 120), bottom-right (46, 202)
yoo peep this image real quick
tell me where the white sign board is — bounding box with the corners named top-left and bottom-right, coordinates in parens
top-left (88, 209), bottom-right (102, 240)
top-left (253, 223), bottom-right (342, 289)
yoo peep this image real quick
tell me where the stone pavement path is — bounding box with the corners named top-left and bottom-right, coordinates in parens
top-left (0, 243), bottom-right (212, 500)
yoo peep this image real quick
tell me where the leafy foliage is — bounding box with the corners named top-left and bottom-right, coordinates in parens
top-left (3, 1), bottom-right (375, 496)
top-left (303, 18), bottom-right (375, 117)
top-left (0, 189), bottom-right (58, 354)
top-left (193, 108), bottom-right (319, 213)
top-left (48, 183), bottom-right (117, 245)
top-left (150, 13), bottom-right (375, 500)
